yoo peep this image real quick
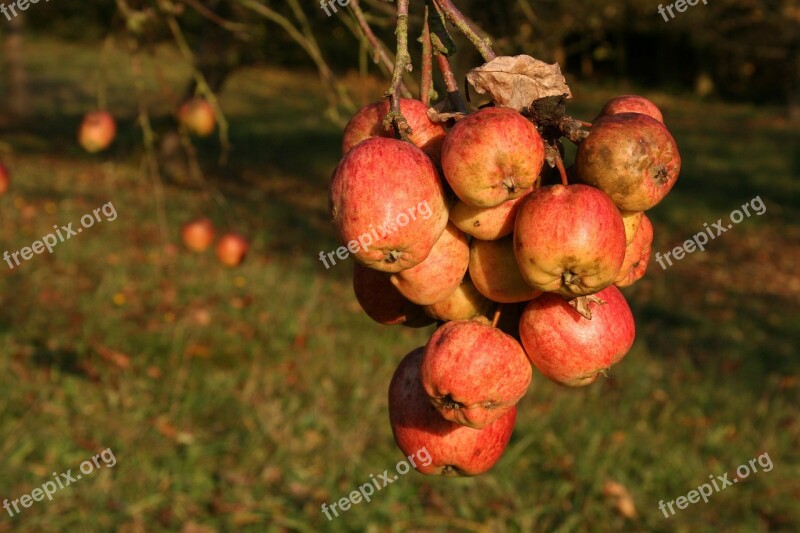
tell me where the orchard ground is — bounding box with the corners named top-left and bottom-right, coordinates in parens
top-left (0, 37), bottom-right (798, 532)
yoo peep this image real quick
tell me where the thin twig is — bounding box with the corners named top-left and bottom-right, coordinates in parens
top-left (436, 52), bottom-right (467, 113)
top-left (179, 0), bottom-right (249, 33)
top-left (432, 0), bottom-right (496, 62)
top-left (420, 5), bottom-right (433, 106)
top-left (384, 0), bottom-right (413, 140)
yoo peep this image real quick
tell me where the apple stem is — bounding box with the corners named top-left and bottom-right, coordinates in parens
top-left (576, 119), bottom-right (593, 128)
top-left (491, 305), bottom-right (503, 328)
top-left (384, 0), bottom-right (414, 141)
top-left (419, 5), bottom-right (434, 107)
top-left (555, 151), bottom-right (569, 186)
top-left (432, 0), bottom-right (496, 63)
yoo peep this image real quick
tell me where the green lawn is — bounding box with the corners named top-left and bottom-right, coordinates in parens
top-left (0, 37), bottom-right (798, 532)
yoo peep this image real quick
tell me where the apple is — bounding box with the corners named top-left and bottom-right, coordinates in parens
top-left (514, 184), bottom-right (627, 297)
top-left (441, 107), bottom-right (545, 208)
top-left (0, 163), bottom-right (10, 195)
top-left (216, 233), bottom-right (249, 267)
top-left (519, 285), bottom-right (635, 387)
top-left (353, 263), bottom-right (434, 327)
top-left (390, 223), bottom-right (468, 305)
top-left (181, 218), bottom-right (215, 253)
top-left (420, 319), bottom-right (531, 429)
top-left (470, 235), bottom-right (542, 303)
top-left (342, 98), bottom-right (447, 161)
top-left (621, 211), bottom-right (643, 245)
top-left (389, 347), bottom-right (517, 476)
top-left (450, 188), bottom-right (533, 241)
top-left (575, 113), bottom-right (681, 211)
top-left (179, 98), bottom-right (216, 137)
top-left (598, 95), bottom-right (664, 123)
top-left (329, 137), bottom-right (449, 273)
top-left (615, 213), bottom-right (653, 288)
top-left (78, 111), bottom-right (116, 153)
top-left (423, 276), bottom-right (492, 322)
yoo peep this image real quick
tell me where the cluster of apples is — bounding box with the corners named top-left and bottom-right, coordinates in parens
top-left (181, 218), bottom-right (250, 268)
top-left (329, 94), bottom-right (680, 476)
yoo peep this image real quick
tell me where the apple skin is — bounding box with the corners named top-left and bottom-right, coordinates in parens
top-left (78, 111), bottom-right (117, 153)
top-left (420, 320), bottom-right (531, 429)
top-left (179, 98), bottom-right (216, 137)
top-left (342, 98), bottom-right (447, 161)
top-left (441, 107), bottom-right (545, 208)
top-left (615, 213), bottom-right (653, 288)
top-left (330, 137), bottom-right (449, 273)
top-left (519, 285), bottom-right (635, 387)
top-left (216, 233), bottom-right (249, 267)
top-left (450, 188), bottom-right (533, 241)
top-left (423, 277), bottom-right (492, 321)
top-left (575, 113), bottom-right (681, 212)
top-left (181, 218), bottom-right (215, 253)
top-left (353, 263), bottom-right (434, 327)
top-left (621, 211), bottom-right (644, 245)
top-left (389, 347), bottom-right (517, 476)
top-left (514, 184), bottom-right (627, 297)
top-left (598, 95), bottom-right (664, 123)
top-left (390, 223), bottom-right (468, 305)
top-left (0, 163), bottom-right (10, 195)
top-left (470, 235), bottom-right (542, 303)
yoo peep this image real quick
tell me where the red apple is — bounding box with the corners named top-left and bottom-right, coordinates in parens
top-left (470, 236), bottom-right (542, 303)
top-left (390, 223), bottom-right (468, 305)
top-left (342, 98), bottom-right (447, 161)
top-left (179, 98), bottom-right (216, 137)
top-left (420, 320), bottom-right (531, 429)
top-left (389, 347), bottom-right (517, 476)
top-left (441, 107), bottom-right (545, 208)
top-left (450, 188), bottom-right (533, 241)
top-left (598, 95), bottom-right (664, 123)
top-left (621, 211), bottom-right (644, 245)
top-left (423, 277), bottom-right (492, 322)
top-left (519, 285), bottom-right (635, 387)
top-left (575, 113), bottom-right (681, 211)
top-left (514, 184), bottom-right (627, 297)
top-left (181, 218), bottom-right (215, 253)
top-left (615, 213), bottom-right (653, 288)
top-left (78, 111), bottom-right (116, 153)
top-left (329, 137), bottom-right (449, 273)
top-left (0, 163), bottom-right (10, 195)
top-left (216, 233), bottom-right (249, 267)
top-left (353, 263), bottom-right (433, 327)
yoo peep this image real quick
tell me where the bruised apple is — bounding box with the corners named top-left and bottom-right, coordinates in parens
top-left (389, 347), bottom-right (517, 476)
top-left (420, 320), bottom-right (531, 429)
top-left (79, 111), bottom-right (116, 153)
top-left (615, 213), bottom-right (653, 288)
top-left (575, 113), bottom-right (680, 211)
top-left (330, 137), bottom-right (449, 273)
top-left (450, 188), bottom-right (533, 241)
top-left (353, 263), bottom-right (434, 327)
top-left (598, 95), bottom-right (664, 123)
top-left (519, 285), bottom-right (635, 387)
top-left (470, 236), bottom-right (541, 303)
top-left (514, 184), bottom-right (627, 297)
top-left (342, 98), bottom-right (447, 161)
top-left (181, 218), bottom-right (215, 252)
top-left (441, 107), bottom-right (544, 208)
top-left (179, 98), bottom-right (216, 137)
top-left (423, 277), bottom-right (491, 322)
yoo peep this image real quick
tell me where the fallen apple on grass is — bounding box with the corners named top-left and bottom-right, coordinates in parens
top-left (179, 98), bottom-right (216, 137)
top-left (79, 111), bottom-right (116, 153)
top-left (216, 233), bottom-right (249, 267)
top-left (181, 218), bottom-right (215, 253)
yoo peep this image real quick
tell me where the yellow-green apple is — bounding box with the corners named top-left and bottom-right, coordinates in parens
top-left (78, 111), bottom-right (116, 153)
top-left (342, 98), bottom-right (447, 161)
top-left (179, 98), bottom-right (216, 137)
top-left (389, 347), bottom-right (517, 476)
top-left (423, 277), bottom-right (492, 321)
top-left (450, 188), bottom-right (533, 241)
top-left (181, 218), bottom-right (215, 253)
top-left (519, 285), bottom-right (635, 387)
top-left (514, 184), bottom-right (627, 297)
top-left (598, 95), bottom-right (664, 123)
top-left (615, 214), bottom-right (653, 288)
top-left (575, 113), bottom-right (680, 211)
top-left (470, 235), bottom-right (542, 303)
top-left (353, 263), bottom-right (434, 327)
top-left (0, 163), bottom-right (9, 195)
top-left (420, 319), bottom-right (531, 429)
top-left (621, 211), bottom-right (643, 245)
top-left (390, 222), bottom-right (468, 305)
top-left (441, 107), bottom-right (544, 208)
top-left (216, 233), bottom-right (249, 267)
top-left (330, 137), bottom-right (449, 273)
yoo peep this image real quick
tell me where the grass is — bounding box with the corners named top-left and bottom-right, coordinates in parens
top-left (0, 36), bottom-right (798, 532)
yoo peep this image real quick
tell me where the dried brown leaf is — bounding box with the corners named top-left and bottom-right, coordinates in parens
top-left (427, 98), bottom-right (468, 124)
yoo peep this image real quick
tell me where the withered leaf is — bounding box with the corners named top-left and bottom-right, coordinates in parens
top-left (427, 97), bottom-right (468, 124)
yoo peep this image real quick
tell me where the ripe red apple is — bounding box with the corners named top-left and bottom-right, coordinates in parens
top-left (216, 233), bottom-right (249, 267)
top-left (514, 184), bottom-right (627, 297)
top-left (181, 218), bottom-right (215, 253)
top-left (0, 163), bottom-right (10, 196)
top-left (621, 211), bottom-right (644, 245)
top-left (330, 137), bottom-right (449, 273)
top-left (78, 111), bottom-right (116, 153)
top-left (353, 263), bottom-right (434, 327)
top-left (598, 95), bottom-right (664, 123)
top-left (519, 285), bottom-right (635, 387)
top-left (179, 98), bottom-right (216, 137)
top-left (389, 347), bottom-right (517, 476)
top-left (615, 213), bottom-right (653, 288)
top-left (575, 113), bottom-right (681, 211)
top-left (420, 319), bottom-right (531, 429)
top-left (390, 223), bottom-right (468, 305)
top-left (470, 236), bottom-right (542, 303)
top-left (342, 98), bottom-right (447, 161)
top-left (441, 107), bottom-right (545, 208)
top-left (450, 188), bottom-right (533, 241)
top-left (423, 277), bottom-right (491, 322)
